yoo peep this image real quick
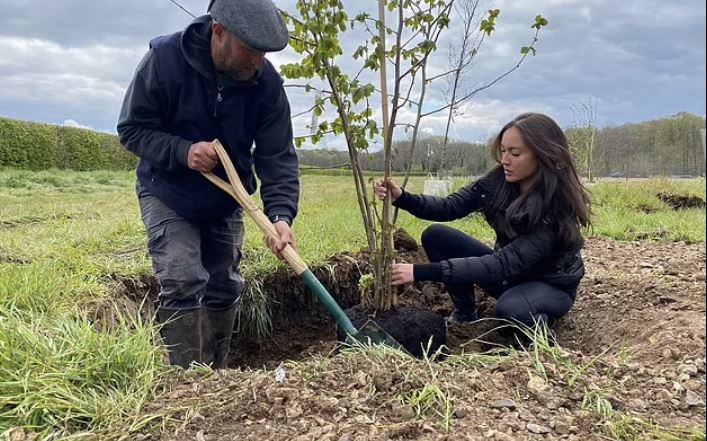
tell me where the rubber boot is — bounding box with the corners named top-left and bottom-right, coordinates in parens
top-left (445, 287), bottom-right (478, 324)
top-left (201, 303), bottom-right (238, 369)
top-left (155, 306), bottom-right (202, 368)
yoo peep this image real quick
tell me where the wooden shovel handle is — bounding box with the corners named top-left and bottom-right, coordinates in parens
top-left (202, 140), bottom-right (308, 275)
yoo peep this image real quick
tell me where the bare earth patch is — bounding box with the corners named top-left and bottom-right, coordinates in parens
top-left (132, 238), bottom-right (706, 440)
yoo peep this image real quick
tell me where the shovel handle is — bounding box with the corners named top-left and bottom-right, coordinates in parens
top-left (202, 140), bottom-right (307, 275)
top-left (202, 140), bottom-right (358, 335)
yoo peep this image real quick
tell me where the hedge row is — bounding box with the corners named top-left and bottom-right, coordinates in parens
top-left (0, 117), bottom-right (138, 170)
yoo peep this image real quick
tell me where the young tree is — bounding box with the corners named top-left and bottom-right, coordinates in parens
top-left (281, 1), bottom-right (547, 312)
top-left (282, 0), bottom-right (455, 311)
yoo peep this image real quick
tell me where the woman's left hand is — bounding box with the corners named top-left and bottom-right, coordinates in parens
top-left (391, 263), bottom-right (414, 285)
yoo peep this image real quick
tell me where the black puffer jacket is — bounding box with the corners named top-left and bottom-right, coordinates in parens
top-left (394, 171), bottom-right (584, 294)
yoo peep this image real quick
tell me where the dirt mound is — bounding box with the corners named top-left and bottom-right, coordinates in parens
top-left (658, 192), bottom-right (706, 210)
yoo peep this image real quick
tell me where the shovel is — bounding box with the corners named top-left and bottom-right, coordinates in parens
top-left (202, 140), bottom-right (403, 350)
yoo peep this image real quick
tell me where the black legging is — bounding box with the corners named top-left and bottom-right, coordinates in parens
top-left (420, 224), bottom-right (575, 326)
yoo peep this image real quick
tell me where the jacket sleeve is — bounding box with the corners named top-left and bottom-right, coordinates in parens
top-left (393, 177), bottom-right (492, 221)
top-left (253, 84), bottom-right (300, 222)
top-left (117, 50), bottom-right (192, 170)
top-left (439, 228), bottom-right (561, 285)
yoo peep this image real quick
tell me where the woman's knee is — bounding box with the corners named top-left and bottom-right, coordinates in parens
top-left (421, 224), bottom-right (457, 260)
top-left (494, 294), bottom-right (534, 325)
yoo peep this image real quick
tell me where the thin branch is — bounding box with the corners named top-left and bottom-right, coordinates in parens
top-left (284, 84), bottom-right (333, 95)
top-left (167, 0), bottom-right (196, 18)
top-left (421, 28), bottom-right (541, 118)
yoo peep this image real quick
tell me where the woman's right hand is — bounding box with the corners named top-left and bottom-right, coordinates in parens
top-left (374, 177), bottom-right (403, 202)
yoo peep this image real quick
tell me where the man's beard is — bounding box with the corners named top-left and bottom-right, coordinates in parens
top-left (214, 44), bottom-right (256, 81)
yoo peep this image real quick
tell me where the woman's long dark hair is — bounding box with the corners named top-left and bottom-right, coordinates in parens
top-left (486, 112), bottom-right (591, 252)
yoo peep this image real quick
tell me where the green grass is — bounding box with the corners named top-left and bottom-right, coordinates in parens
top-left (1, 169), bottom-right (706, 439)
top-left (0, 308), bottom-right (167, 439)
top-left (590, 177), bottom-right (706, 242)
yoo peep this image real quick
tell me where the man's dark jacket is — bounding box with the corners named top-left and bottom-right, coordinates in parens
top-left (117, 15), bottom-right (299, 223)
top-left (394, 170), bottom-right (584, 295)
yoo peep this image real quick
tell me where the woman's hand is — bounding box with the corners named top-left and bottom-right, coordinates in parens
top-left (374, 177), bottom-right (403, 202)
top-left (391, 263), bottom-right (414, 285)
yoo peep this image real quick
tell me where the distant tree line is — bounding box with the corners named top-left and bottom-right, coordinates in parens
top-left (568, 112), bottom-right (706, 178)
top-left (300, 112), bottom-right (706, 178)
top-left (299, 137), bottom-right (491, 176)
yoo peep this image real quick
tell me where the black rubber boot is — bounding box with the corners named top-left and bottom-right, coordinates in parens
top-left (201, 303), bottom-right (238, 369)
top-left (155, 306), bottom-right (202, 368)
top-left (446, 286), bottom-right (478, 324)
top-left (446, 309), bottom-right (479, 324)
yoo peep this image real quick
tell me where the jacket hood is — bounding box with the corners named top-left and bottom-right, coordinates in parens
top-left (180, 15), bottom-right (215, 79)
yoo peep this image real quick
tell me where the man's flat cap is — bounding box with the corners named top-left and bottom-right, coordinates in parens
top-left (207, 0), bottom-right (289, 52)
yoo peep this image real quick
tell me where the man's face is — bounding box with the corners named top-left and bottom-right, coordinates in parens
top-left (212, 23), bottom-right (265, 81)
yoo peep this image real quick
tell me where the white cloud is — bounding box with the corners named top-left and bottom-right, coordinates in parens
top-left (62, 119), bottom-right (93, 130)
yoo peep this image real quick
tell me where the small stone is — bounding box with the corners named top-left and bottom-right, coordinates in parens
top-left (391, 406), bottom-right (416, 421)
top-left (680, 364), bottom-right (699, 377)
top-left (485, 430), bottom-right (514, 441)
top-left (454, 407), bottom-right (469, 419)
top-left (554, 421), bottom-right (571, 435)
top-left (685, 391), bottom-right (706, 407)
top-left (656, 389), bottom-right (673, 401)
top-left (338, 434), bottom-right (353, 441)
top-left (490, 399), bottom-right (518, 410)
top-left (631, 398), bottom-right (648, 411)
top-left (569, 392), bottom-right (584, 401)
top-left (527, 423), bottom-right (552, 434)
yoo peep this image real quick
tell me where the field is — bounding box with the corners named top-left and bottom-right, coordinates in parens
top-left (1, 170), bottom-right (705, 440)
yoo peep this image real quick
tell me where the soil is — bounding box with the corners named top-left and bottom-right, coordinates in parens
top-left (657, 192), bottom-right (707, 210)
top-left (119, 234), bottom-right (706, 440)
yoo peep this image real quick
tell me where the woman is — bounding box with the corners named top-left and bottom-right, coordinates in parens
top-left (375, 113), bottom-right (591, 330)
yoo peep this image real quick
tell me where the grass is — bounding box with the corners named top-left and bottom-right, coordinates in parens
top-left (1, 168), bottom-right (706, 439)
top-left (0, 308), bottom-right (167, 439)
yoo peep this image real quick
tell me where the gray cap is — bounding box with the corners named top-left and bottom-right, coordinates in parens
top-left (207, 0), bottom-right (289, 52)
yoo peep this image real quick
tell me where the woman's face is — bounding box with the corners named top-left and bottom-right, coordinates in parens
top-left (500, 127), bottom-right (539, 192)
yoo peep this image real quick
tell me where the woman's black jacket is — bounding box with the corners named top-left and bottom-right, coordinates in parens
top-left (393, 171), bottom-right (585, 295)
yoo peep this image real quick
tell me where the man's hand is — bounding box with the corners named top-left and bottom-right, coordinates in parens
top-left (391, 263), bottom-right (414, 285)
top-left (266, 221), bottom-right (297, 259)
top-left (187, 142), bottom-right (219, 172)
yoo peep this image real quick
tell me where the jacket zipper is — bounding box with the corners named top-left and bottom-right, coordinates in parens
top-left (214, 87), bottom-right (224, 118)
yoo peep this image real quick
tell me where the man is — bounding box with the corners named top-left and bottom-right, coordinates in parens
top-left (117, 0), bottom-right (299, 368)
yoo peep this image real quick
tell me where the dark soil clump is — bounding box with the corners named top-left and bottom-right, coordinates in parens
top-left (340, 305), bottom-right (446, 358)
top-left (393, 228), bottom-right (419, 252)
top-left (658, 192), bottom-right (706, 210)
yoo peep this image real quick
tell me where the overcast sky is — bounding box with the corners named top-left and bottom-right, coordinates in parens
top-left (0, 0), bottom-right (704, 149)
